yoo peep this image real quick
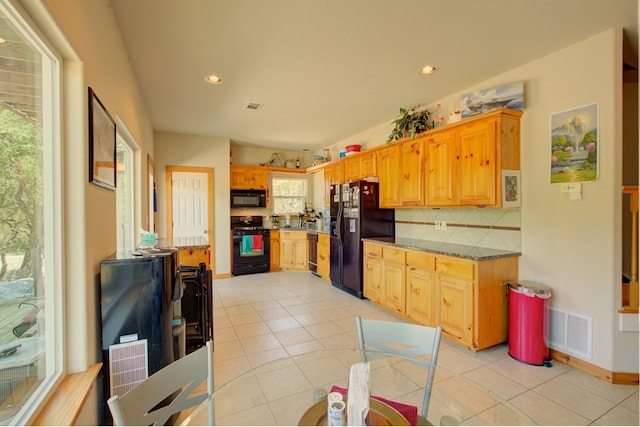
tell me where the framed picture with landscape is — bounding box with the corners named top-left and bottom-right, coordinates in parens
top-left (550, 103), bottom-right (599, 184)
top-left (88, 87), bottom-right (116, 190)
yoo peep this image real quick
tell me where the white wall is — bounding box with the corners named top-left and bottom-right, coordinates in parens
top-left (33, 0), bottom-right (155, 376)
top-left (328, 28), bottom-right (637, 373)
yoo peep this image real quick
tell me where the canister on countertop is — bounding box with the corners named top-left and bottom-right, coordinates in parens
top-left (328, 400), bottom-right (346, 426)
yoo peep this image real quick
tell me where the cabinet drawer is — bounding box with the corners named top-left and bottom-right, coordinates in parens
top-left (318, 233), bottom-right (329, 244)
top-left (383, 247), bottom-right (406, 264)
top-left (436, 256), bottom-right (474, 280)
top-left (406, 251), bottom-right (436, 271)
top-left (363, 244), bottom-right (382, 258)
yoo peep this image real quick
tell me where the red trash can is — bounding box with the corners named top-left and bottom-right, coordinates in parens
top-left (507, 281), bottom-right (552, 367)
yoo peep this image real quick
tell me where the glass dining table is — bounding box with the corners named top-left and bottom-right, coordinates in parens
top-left (180, 348), bottom-right (537, 426)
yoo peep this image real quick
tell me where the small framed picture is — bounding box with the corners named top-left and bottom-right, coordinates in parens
top-left (88, 87), bottom-right (116, 190)
top-left (501, 170), bottom-right (521, 208)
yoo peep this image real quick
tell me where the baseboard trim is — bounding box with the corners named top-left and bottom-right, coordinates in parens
top-left (214, 272), bottom-right (233, 279)
top-left (550, 349), bottom-right (639, 385)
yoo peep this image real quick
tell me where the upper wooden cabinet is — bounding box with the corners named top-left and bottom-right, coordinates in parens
top-left (323, 162), bottom-right (344, 207)
top-left (399, 138), bottom-right (425, 206)
top-left (425, 108), bottom-right (522, 207)
top-left (230, 165), bottom-right (267, 189)
top-left (376, 145), bottom-right (401, 208)
top-left (343, 151), bottom-right (377, 183)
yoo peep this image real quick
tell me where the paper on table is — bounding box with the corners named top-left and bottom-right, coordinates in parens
top-left (347, 362), bottom-right (370, 426)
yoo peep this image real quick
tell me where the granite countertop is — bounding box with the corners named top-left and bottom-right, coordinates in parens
top-left (361, 237), bottom-right (521, 261)
top-left (155, 236), bottom-right (210, 249)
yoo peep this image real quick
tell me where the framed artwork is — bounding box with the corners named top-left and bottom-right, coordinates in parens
top-left (88, 87), bottom-right (116, 190)
top-left (550, 103), bottom-right (598, 184)
top-left (460, 81), bottom-right (524, 118)
top-left (502, 170), bottom-right (521, 208)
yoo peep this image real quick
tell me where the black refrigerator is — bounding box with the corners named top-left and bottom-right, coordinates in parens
top-left (330, 180), bottom-right (394, 298)
top-left (98, 248), bottom-right (182, 425)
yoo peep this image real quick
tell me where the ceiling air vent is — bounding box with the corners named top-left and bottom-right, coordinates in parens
top-left (246, 103), bottom-right (262, 111)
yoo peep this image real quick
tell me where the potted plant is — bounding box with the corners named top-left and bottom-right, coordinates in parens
top-left (386, 106), bottom-right (433, 144)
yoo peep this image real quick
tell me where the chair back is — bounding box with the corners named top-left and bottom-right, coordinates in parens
top-left (107, 340), bottom-right (214, 426)
top-left (355, 316), bottom-right (442, 418)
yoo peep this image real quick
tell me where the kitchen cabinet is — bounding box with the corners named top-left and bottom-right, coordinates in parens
top-left (406, 250), bottom-right (439, 326)
top-left (424, 108), bottom-right (522, 207)
top-left (323, 162), bottom-right (344, 207)
top-left (343, 151), bottom-right (377, 182)
top-left (279, 230), bottom-right (308, 270)
top-left (361, 240), bottom-right (517, 351)
top-left (270, 230), bottom-right (280, 271)
top-left (376, 145), bottom-right (401, 208)
top-left (230, 165), bottom-right (267, 190)
top-left (381, 246), bottom-right (406, 314)
top-left (425, 129), bottom-right (458, 206)
top-left (363, 243), bottom-right (383, 304)
top-left (399, 138), bottom-right (425, 206)
top-left (317, 233), bottom-right (330, 280)
top-left (178, 247), bottom-right (210, 270)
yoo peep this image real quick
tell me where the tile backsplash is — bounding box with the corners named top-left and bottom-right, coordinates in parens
top-left (394, 208), bottom-right (521, 252)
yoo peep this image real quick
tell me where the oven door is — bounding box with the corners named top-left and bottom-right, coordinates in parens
top-left (232, 231), bottom-right (270, 276)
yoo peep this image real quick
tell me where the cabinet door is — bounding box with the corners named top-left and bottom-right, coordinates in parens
top-left (324, 163), bottom-right (344, 207)
top-left (377, 145), bottom-right (401, 208)
top-left (458, 119), bottom-right (497, 206)
top-left (230, 167), bottom-right (248, 189)
top-left (280, 239), bottom-right (294, 269)
top-left (179, 247), bottom-right (210, 269)
top-left (360, 152), bottom-right (376, 179)
top-left (293, 239), bottom-right (308, 270)
top-left (383, 261), bottom-right (405, 314)
top-left (406, 266), bottom-right (439, 326)
top-left (439, 275), bottom-right (473, 345)
top-left (363, 255), bottom-right (383, 303)
top-left (247, 169), bottom-right (267, 189)
top-left (317, 240), bottom-right (330, 280)
top-left (343, 157), bottom-right (361, 182)
top-left (270, 232), bottom-right (280, 271)
top-left (400, 139), bottom-right (424, 206)
top-left (425, 130), bottom-right (459, 206)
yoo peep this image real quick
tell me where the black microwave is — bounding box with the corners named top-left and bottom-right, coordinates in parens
top-left (230, 189), bottom-right (266, 208)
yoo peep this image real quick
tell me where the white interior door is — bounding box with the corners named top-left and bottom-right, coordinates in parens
top-left (172, 171), bottom-right (209, 241)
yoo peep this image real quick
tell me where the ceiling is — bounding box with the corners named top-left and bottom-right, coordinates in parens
top-left (105, 1), bottom-right (636, 152)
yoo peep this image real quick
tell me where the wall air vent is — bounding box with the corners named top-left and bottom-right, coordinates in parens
top-left (246, 103), bottom-right (262, 111)
top-left (549, 308), bottom-right (592, 359)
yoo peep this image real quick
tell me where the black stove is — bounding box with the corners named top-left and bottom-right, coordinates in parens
top-left (230, 216), bottom-right (270, 275)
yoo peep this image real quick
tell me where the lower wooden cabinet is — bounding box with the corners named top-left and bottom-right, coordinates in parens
top-left (280, 230), bottom-right (308, 270)
top-left (178, 247), bottom-right (210, 269)
top-left (362, 241), bottom-right (517, 351)
top-left (270, 230), bottom-right (280, 271)
top-left (363, 245), bottom-right (383, 303)
top-left (317, 233), bottom-right (330, 280)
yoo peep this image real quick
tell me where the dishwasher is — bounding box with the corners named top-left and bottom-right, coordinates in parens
top-left (307, 232), bottom-right (319, 276)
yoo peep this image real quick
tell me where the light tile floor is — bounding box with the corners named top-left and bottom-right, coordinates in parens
top-left (210, 271), bottom-right (639, 426)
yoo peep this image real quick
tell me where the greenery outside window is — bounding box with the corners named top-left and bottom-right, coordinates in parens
top-left (272, 178), bottom-right (306, 215)
top-left (0, 1), bottom-right (62, 423)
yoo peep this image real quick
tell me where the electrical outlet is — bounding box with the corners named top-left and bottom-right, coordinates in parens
top-left (434, 221), bottom-right (441, 230)
top-left (441, 221), bottom-right (447, 230)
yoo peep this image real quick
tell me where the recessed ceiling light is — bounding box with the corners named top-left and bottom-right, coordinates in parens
top-left (0, 37), bottom-right (6, 44)
top-left (204, 74), bottom-right (222, 84)
top-left (419, 65), bottom-right (437, 75)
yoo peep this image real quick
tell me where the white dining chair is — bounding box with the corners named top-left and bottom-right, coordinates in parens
top-left (107, 340), bottom-right (214, 426)
top-left (355, 316), bottom-right (442, 424)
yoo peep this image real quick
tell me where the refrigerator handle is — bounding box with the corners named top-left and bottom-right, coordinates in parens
top-left (336, 199), bottom-right (344, 243)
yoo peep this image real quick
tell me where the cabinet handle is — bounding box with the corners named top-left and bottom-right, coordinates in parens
top-left (443, 297), bottom-right (451, 307)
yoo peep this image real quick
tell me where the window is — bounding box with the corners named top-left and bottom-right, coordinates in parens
top-left (116, 134), bottom-right (134, 251)
top-left (0, 1), bottom-right (62, 423)
top-left (272, 178), bottom-right (307, 215)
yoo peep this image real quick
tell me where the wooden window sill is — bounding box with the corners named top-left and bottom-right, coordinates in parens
top-left (32, 363), bottom-right (102, 426)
